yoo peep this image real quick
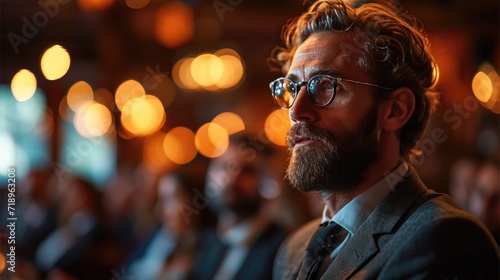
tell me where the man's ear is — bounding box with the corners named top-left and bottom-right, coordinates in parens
top-left (383, 87), bottom-right (415, 131)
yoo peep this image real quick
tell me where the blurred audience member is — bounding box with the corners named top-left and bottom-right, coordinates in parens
top-left (100, 163), bottom-right (164, 271)
top-left (448, 156), bottom-right (480, 209)
top-left (124, 167), bottom-right (209, 280)
top-left (33, 175), bottom-right (108, 279)
top-left (18, 168), bottom-right (57, 262)
top-left (469, 159), bottom-right (500, 245)
top-left (131, 164), bottom-right (162, 241)
top-left (102, 164), bottom-right (138, 251)
top-left (190, 134), bottom-right (287, 280)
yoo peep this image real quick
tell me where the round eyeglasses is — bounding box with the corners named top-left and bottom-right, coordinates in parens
top-left (269, 74), bottom-right (393, 109)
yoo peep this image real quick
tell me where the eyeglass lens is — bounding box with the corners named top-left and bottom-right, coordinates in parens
top-left (309, 76), bottom-right (336, 106)
top-left (272, 75), bottom-right (337, 108)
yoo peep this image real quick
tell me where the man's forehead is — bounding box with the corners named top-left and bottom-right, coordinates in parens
top-left (288, 32), bottom-right (358, 76)
top-left (288, 48), bottom-right (354, 78)
top-left (293, 49), bottom-right (324, 60)
top-left (291, 50), bottom-right (352, 64)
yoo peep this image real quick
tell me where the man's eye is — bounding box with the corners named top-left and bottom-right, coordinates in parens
top-left (318, 79), bottom-right (335, 93)
top-left (323, 80), bottom-right (335, 89)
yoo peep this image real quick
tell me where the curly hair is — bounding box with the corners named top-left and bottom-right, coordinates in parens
top-left (270, 0), bottom-right (439, 161)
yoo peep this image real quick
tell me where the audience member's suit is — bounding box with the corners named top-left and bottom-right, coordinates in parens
top-left (18, 204), bottom-right (57, 262)
top-left (121, 226), bottom-right (176, 280)
top-left (190, 222), bottom-right (287, 280)
top-left (274, 167), bottom-right (500, 280)
top-left (34, 211), bottom-right (108, 279)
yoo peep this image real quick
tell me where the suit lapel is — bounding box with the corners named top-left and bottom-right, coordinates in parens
top-left (279, 218), bottom-right (321, 279)
top-left (322, 167), bottom-right (429, 280)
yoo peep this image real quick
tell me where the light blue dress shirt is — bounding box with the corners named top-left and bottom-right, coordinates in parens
top-left (321, 162), bottom-right (409, 259)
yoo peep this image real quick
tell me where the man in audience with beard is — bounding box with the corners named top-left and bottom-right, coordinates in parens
top-left (270, 1), bottom-right (499, 279)
top-left (190, 134), bottom-right (287, 280)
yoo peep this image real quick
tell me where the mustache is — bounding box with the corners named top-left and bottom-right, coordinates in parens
top-left (286, 123), bottom-right (336, 147)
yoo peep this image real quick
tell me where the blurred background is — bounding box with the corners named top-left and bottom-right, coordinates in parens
top-left (0, 0), bottom-right (499, 278)
top-left (1, 0), bottom-right (499, 188)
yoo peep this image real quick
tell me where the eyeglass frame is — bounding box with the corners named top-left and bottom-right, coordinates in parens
top-left (269, 74), bottom-right (394, 109)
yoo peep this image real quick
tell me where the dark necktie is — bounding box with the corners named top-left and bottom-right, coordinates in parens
top-left (297, 221), bottom-right (343, 280)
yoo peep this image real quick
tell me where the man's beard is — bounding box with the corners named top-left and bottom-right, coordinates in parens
top-left (225, 194), bottom-right (261, 217)
top-left (285, 106), bottom-right (380, 193)
top-left (223, 183), bottom-right (262, 216)
top-left (207, 183), bottom-right (262, 217)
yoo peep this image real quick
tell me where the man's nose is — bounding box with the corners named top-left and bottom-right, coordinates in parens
top-left (289, 85), bottom-right (317, 124)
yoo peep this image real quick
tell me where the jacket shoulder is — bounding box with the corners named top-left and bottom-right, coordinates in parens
top-left (372, 194), bottom-right (500, 279)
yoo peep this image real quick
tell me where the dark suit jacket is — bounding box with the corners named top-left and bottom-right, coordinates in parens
top-left (190, 222), bottom-right (287, 280)
top-left (274, 167), bottom-right (500, 280)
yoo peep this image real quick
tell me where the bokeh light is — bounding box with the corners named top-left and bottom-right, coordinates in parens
top-left (155, 1), bottom-right (194, 48)
top-left (214, 48), bottom-right (245, 89)
top-left (191, 53), bottom-right (224, 90)
top-left (472, 72), bottom-right (492, 103)
top-left (172, 48), bottom-right (244, 91)
top-left (172, 58), bottom-right (200, 90)
top-left (143, 132), bottom-right (175, 174)
top-left (77, 0), bottom-right (115, 11)
top-left (73, 101), bottom-right (94, 138)
top-left (73, 101), bottom-right (113, 138)
top-left (67, 81), bottom-right (94, 112)
top-left (264, 109), bottom-right (291, 147)
top-left (84, 103), bottom-right (113, 137)
top-left (216, 54), bottom-right (244, 88)
top-left (213, 48), bottom-right (240, 58)
top-left (473, 63), bottom-right (500, 114)
top-left (40, 45), bottom-right (71, 80)
top-left (11, 69), bottom-right (37, 102)
top-left (115, 79), bottom-right (146, 111)
top-left (163, 127), bottom-right (197, 164)
top-left (121, 95), bottom-right (166, 137)
top-left (212, 112), bottom-right (245, 135)
top-left (126, 0), bottom-right (150, 9)
top-left (195, 123), bottom-right (229, 158)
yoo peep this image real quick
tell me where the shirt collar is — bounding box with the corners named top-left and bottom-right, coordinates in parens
top-left (218, 213), bottom-right (273, 247)
top-left (322, 162), bottom-right (409, 234)
top-left (220, 220), bottom-right (252, 246)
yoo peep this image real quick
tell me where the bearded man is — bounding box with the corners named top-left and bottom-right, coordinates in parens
top-left (270, 1), bottom-right (500, 279)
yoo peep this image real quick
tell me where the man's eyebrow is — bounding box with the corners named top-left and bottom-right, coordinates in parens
top-left (286, 73), bottom-right (299, 81)
top-left (286, 69), bottom-right (343, 81)
top-left (312, 69), bottom-right (343, 77)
